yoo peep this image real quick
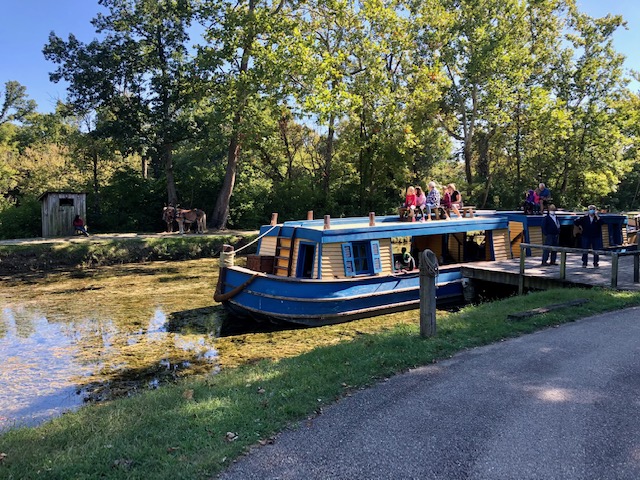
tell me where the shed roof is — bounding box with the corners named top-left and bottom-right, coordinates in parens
top-left (38, 191), bottom-right (87, 201)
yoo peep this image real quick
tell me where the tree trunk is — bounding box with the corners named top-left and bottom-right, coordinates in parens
top-left (211, 125), bottom-right (240, 229)
top-left (91, 146), bottom-right (101, 222)
top-left (163, 143), bottom-right (178, 207)
top-left (323, 113), bottom-right (335, 202)
top-left (210, 0), bottom-right (255, 230)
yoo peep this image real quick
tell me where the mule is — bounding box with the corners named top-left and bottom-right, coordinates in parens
top-left (162, 206), bottom-right (177, 232)
top-left (176, 208), bottom-right (207, 234)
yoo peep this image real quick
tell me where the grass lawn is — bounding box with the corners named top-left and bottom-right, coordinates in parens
top-left (1, 288), bottom-right (640, 479)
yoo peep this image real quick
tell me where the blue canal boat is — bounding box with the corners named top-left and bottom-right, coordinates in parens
top-left (214, 210), bottom-right (630, 326)
top-left (215, 212), bottom-right (514, 326)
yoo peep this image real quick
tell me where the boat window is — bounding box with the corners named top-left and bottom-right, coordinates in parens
top-left (341, 240), bottom-right (382, 276)
top-left (464, 231), bottom-right (487, 262)
top-left (391, 236), bottom-right (414, 271)
top-left (296, 242), bottom-right (316, 278)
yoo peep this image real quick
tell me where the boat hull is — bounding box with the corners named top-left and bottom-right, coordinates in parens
top-left (218, 266), bottom-right (465, 326)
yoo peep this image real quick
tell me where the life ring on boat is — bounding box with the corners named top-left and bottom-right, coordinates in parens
top-left (213, 272), bottom-right (259, 302)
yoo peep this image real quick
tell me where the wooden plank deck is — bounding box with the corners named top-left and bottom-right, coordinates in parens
top-left (461, 255), bottom-right (640, 292)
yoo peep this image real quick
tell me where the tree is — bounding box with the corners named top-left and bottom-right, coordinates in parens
top-left (197, 0), bottom-right (298, 229)
top-left (43, 0), bottom-right (199, 207)
top-left (0, 81), bottom-right (37, 125)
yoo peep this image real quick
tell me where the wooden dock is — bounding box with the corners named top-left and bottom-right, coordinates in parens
top-left (462, 246), bottom-right (640, 292)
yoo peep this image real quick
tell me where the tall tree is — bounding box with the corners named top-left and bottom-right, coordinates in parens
top-left (44, 0), bottom-right (198, 207)
top-left (197, 0), bottom-right (297, 229)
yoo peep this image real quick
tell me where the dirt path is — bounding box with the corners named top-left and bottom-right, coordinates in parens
top-left (0, 230), bottom-right (258, 246)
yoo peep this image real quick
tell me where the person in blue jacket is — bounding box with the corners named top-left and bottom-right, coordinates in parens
top-left (541, 204), bottom-right (560, 266)
top-left (573, 205), bottom-right (603, 268)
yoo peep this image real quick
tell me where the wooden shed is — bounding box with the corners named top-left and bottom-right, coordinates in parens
top-left (38, 192), bottom-right (87, 237)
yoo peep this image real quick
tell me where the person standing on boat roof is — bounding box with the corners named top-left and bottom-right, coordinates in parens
top-left (573, 205), bottom-right (603, 268)
top-left (424, 181), bottom-right (441, 220)
top-left (541, 204), bottom-right (560, 266)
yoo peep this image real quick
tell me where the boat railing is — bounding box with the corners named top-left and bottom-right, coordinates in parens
top-left (517, 243), bottom-right (640, 294)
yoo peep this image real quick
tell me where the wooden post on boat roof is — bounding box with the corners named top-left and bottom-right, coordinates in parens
top-left (369, 212), bottom-right (375, 226)
top-left (419, 249), bottom-right (438, 337)
top-left (307, 211), bottom-right (314, 220)
top-left (324, 215), bottom-right (331, 230)
top-left (270, 213), bottom-right (278, 226)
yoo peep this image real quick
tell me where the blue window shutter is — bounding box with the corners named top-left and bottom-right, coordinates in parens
top-left (341, 243), bottom-right (356, 277)
top-left (370, 240), bottom-right (382, 273)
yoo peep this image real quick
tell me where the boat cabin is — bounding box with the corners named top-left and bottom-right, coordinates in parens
top-left (248, 214), bottom-right (512, 279)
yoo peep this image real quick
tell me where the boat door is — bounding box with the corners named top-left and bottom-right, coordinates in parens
top-left (296, 242), bottom-right (316, 278)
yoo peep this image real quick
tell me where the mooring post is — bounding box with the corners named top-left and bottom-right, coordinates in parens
top-left (634, 253), bottom-right (639, 283)
top-left (518, 245), bottom-right (526, 295)
top-left (307, 210), bottom-right (313, 220)
top-left (420, 249), bottom-right (439, 337)
top-left (270, 213), bottom-right (278, 226)
top-left (324, 215), bottom-right (331, 230)
top-left (560, 251), bottom-right (567, 280)
top-left (369, 212), bottom-right (375, 226)
top-left (611, 252), bottom-right (619, 288)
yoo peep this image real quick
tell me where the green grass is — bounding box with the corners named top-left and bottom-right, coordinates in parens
top-left (0, 235), bottom-right (255, 276)
top-left (2, 288), bottom-right (640, 479)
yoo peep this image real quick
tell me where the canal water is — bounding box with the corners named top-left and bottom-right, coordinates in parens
top-left (0, 257), bottom-right (442, 433)
top-left (0, 260), bottom-right (224, 432)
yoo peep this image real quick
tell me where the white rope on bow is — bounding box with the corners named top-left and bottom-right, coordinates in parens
top-left (234, 224), bottom-right (279, 254)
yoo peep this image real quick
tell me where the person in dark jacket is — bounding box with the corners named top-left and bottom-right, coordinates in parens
top-left (573, 205), bottom-right (603, 267)
top-left (541, 204), bottom-right (560, 265)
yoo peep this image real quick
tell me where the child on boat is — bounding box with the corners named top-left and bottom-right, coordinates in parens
top-left (402, 186), bottom-right (417, 219)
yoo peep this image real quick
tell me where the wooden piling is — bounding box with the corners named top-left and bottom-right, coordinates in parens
top-left (420, 249), bottom-right (438, 337)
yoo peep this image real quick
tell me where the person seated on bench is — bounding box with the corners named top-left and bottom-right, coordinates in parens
top-left (73, 215), bottom-right (89, 236)
top-left (414, 186), bottom-right (427, 220)
top-left (441, 185), bottom-right (452, 215)
top-left (447, 183), bottom-right (462, 217)
top-left (401, 186), bottom-right (417, 219)
top-left (522, 189), bottom-right (536, 215)
top-left (400, 247), bottom-right (416, 271)
top-left (538, 182), bottom-right (551, 211)
top-left (424, 181), bottom-right (441, 220)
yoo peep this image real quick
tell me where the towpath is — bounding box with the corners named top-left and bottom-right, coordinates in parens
top-left (0, 231), bottom-right (257, 246)
top-left (220, 307), bottom-right (640, 480)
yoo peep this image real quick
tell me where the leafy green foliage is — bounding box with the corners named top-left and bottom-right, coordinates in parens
top-left (0, 197), bottom-right (41, 239)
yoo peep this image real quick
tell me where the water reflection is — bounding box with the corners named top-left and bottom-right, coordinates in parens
top-left (0, 305), bottom-right (220, 432)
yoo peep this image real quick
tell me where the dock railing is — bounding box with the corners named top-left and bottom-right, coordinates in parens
top-left (518, 243), bottom-right (640, 294)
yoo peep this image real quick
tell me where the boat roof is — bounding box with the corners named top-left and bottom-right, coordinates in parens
top-left (258, 210), bottom-right (628, 243)
top-left (259, 214), bottom-right (509, 243)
